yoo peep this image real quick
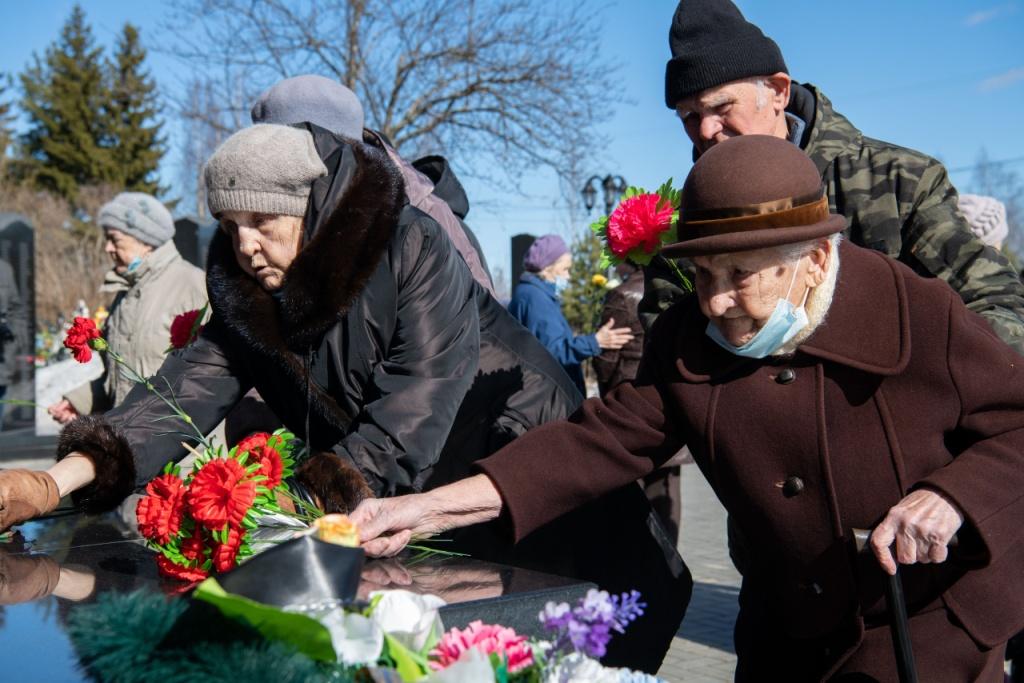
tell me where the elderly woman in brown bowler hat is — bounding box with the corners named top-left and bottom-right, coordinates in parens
top-left (350, 135), bottom-right (1024, 680)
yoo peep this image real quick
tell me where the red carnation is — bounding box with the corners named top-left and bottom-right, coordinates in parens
top-left (606, 193), bottom-right (675, 259)
top-left (63, 316), bottom-right (103, 364)
top-left (180, 527), bottom-right (207, 563)
top-left (156, 554), bottom-right (209, 583)
top-left (136, 474), bottom-right (186, 544)
top-left (186, 458), bottom-right (257, 530)
top-left (212, 527), bottom-right (244, 573)
top-left (236, 432), bottom-right (284, 489)
top-left (169, 308), bottom-right (204, 350)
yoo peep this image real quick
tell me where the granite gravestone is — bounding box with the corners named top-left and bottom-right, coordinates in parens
top-left (0, 214), bottom-right (34, 431)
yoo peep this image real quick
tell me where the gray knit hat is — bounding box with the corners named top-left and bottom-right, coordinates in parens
top-left (204, 124), bottom-right (328, 218)
top-left (251, 74), bottom-right (365, 140)
top-left (98, 192), bottom-right (175, 247)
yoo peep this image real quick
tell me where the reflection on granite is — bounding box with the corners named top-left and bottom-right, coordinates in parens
top-left (0, 512), bottom-right (594, 681)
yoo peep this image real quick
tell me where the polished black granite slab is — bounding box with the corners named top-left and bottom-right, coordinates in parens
top-left (0, 512), bottom-right (594, 682)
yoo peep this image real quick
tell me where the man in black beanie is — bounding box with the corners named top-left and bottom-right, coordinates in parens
top-left (643, 0), bottom-right (1024, 359)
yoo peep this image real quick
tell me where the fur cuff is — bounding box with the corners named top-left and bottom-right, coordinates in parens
top-left (56, 416), bottom-right (136, 514)
top-left (295, 451), bottom-right (373, 514)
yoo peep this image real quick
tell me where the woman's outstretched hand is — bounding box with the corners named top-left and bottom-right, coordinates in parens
top-left (350, 474), bottom-right (505, 557)
top-left (0, 470), bottom-right (60, 532)
top-left (350, 495), bottom-right (434, 557)
top-left (595, 317), bottom-right (634, 351)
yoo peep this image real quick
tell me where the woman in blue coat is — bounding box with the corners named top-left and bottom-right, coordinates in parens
top-left (508, 234), bottom-right (633, 393)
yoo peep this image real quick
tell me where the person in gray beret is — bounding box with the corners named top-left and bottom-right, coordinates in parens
top-left (48, 192), bottom-right (207, 423)
top-left (250, 74), bottom-right (495, 296)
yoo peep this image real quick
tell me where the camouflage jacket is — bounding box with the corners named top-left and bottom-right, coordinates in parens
top-left (640, 83), bottom-right (1024, 354)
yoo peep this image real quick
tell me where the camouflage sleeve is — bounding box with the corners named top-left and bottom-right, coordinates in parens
top-left (901, 161), bottom-right (1024, 355)
top-left (638, 255), bottom-right (688, 332)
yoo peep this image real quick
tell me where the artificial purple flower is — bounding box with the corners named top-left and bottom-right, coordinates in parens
top-left (610, 590), bottom-right (646, 632)
top-left (540, 601), bottom-right (573, 630)
top-left (539, 589), bottom-right (647, 658)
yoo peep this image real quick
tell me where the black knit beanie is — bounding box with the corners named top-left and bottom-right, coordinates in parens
top-left (664, 0), bottom-right (788, 108)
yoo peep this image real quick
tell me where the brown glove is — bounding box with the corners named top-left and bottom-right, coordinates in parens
top-left (0, 469), bottom-right (60, 531)
top-left (0, 551), bottom-right (60, 605)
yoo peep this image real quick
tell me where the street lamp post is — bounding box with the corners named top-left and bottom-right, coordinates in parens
top-left (581, 174), bottom-right (628, 215)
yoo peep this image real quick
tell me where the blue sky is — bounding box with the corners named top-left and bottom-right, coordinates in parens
top-left (2, 1), bottom-right (1023, 287)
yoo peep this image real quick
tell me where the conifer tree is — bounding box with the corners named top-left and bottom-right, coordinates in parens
top-left (561, 228), bottom-right (610, 334)
top-left (106, 23), bottom-right (166, 195)
top-left (0, 74), bottom-right (15, 171)
top-left (18, 4), bottom-right (113, 200)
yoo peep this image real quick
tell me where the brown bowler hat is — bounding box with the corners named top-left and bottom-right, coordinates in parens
top-left (662, 135), bottom-right (846, 258)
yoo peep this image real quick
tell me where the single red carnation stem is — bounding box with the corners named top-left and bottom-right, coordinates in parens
top-left (104, 347), bottom-right (213, 450)
top-left (667, 260), bottom-right (694, 292)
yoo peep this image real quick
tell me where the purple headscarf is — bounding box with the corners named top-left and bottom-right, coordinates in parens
top-left (523, 234), bottom-right (569, 272)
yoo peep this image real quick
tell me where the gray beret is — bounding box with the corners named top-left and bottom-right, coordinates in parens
top-left (97, 192), bottom-right (175, 247)
top-left (250, 74), bottom-right (365, 140)
top-left (204, 124), bottom-right (328, 218)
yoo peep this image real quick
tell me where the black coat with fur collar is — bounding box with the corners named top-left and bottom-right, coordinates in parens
top-left (61, 125), bottom-right (580, 509)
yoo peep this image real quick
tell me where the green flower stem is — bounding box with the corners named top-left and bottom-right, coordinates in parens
top-left (668, 259), bottom-right (694, 292)
top-left (275, 487), bottom-right (324, 522)
top-left (104, 347), bottom-right (213, 451)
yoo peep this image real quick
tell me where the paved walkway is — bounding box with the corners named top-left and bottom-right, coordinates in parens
top-left (657, 465), bottom-right (741, 682)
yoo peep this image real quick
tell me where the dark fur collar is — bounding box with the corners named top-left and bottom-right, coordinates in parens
top-left (206, 138), bottom-right (404, 435)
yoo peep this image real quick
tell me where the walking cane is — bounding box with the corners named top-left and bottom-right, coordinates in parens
top-left (852, 528), bottom-right (958, 683)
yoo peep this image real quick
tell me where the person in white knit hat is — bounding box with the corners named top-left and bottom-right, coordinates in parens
top-left (958, 194), bottom-right (1009, 250)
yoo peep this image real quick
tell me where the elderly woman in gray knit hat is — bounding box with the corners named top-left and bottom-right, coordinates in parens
top-left (47, 193), bottom-right (207, 424)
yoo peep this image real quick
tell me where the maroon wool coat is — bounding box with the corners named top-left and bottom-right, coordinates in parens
top-left (478, 240), bottom-right (1024, 656)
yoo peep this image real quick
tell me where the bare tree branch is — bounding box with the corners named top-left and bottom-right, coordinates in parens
top-left (158, 0), bottom-right (619, 195)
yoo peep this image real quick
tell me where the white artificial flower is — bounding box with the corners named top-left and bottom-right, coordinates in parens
top-left (544, 653), bottom-right (619, 683)
top-left (544, 653), bottom-right (667, 683)
top-left (370, 590), bottom-right (447, 652)
top-left (424, 648), bottom-right (497, 683)
top-left (318, 610), bottom-right (384, 665)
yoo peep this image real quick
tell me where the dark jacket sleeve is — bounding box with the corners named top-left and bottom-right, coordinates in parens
top-left (508, 287), bottom-right (600, 365)
top-left (900, 161), bottom-right (1024, 355)
top-left (638, 256), bottom-right (692, 332)
top-left (594, 280), bottom-right (644, 391)
top-left (918, 296), bottom-right (1024, 566)
top-left (333, 217), bottom-right (480, 496)
top-left (102, 318), bottom-right (252, 486)
top-left (476, 313), bottom-right (686, 541)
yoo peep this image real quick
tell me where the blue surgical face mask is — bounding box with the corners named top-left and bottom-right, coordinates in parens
top-left (705, 260), bottom-right (810, 359)
top-left (553, 276), bottom-right (570, 294)
top-left (125, 256), bottom-right (143, 273)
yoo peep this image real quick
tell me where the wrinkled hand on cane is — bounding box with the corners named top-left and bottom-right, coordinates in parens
top-left (853, 527), bottom-right (959, 683)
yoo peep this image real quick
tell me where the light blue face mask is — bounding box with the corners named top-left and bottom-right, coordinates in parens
top-left (124, 255), bottom-right (145, 273)
top-left (553, 276), bottom-right (570, 295)
top-left (705, 260), bottom-right (810, 359)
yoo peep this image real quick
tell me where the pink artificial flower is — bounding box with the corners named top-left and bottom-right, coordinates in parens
top-left (430, 620), bottom-right (533, 673)
top-left (606, 193), bottom-right (674, 259)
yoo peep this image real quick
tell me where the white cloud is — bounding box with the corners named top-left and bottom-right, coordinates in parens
top-left (965, 2), bottom-right (1017, 26)
top-left (978, 66), bottom-right (1024, 92)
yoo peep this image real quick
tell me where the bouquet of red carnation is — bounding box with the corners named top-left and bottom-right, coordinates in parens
top-left (590, 179), bottom-right (691, 290)
top-left (136, 430), bottom-right (308, 581)
top-left (64, 320), bottom-right (317, 582)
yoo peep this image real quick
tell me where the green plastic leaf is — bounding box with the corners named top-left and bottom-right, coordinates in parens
top-left (192, 578), bottom-right (337, 662)
top-left (382, 633), bottom-right (430, 681)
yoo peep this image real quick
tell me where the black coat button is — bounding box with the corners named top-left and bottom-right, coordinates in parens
top-left (777, 368), bottom-right (796, 384)
top-left (782, 476), bottom-right (804, 497)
